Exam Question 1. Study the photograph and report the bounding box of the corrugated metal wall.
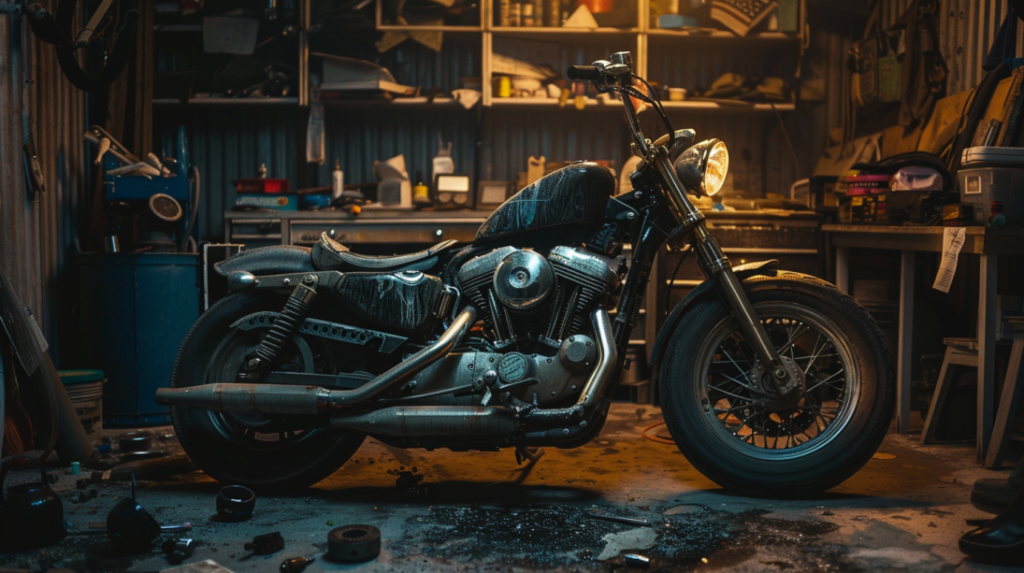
[0,9,87,354]
[878,0,1024,95]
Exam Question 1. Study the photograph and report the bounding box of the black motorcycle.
[157,52,893,496]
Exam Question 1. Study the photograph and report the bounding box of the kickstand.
[514,446,545,466]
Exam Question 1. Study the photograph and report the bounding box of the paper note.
[932,227,966,293]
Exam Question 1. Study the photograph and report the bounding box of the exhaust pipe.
[330,406,517,437]
[520,308,617,428]
[155,307,478,414]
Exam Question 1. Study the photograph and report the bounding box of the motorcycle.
[156,52,894,496]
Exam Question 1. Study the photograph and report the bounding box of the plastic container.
[958,166,1024,225]
[59,370,105,444]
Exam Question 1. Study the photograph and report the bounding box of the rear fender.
[648,259,778,366]
[214,245,313,277]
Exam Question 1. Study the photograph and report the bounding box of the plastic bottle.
[414,170,431,205]
[331,159,344,201]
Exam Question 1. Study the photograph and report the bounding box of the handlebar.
[566,65,601,81]
[567,51,676,157]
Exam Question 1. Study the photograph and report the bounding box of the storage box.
[958,167,1024,225]
[850,193,888,223]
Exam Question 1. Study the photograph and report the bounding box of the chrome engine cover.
[457,245,622,350]
[493,250,554,310]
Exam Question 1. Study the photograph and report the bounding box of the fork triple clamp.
[242,274,319,378]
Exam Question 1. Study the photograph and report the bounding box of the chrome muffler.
[330,406,518,437]
[155,307,477,414]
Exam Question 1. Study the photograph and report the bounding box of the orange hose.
[641,420,676,445]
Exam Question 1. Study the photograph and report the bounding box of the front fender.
[648,259,779,366]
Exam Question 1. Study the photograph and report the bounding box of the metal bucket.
[59,370,105,444]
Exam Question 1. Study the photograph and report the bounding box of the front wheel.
[659,271,894,497]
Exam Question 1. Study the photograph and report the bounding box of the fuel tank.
[476,162,615,243]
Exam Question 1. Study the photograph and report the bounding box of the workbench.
[224,209,488,249]
[823,224,1024,461]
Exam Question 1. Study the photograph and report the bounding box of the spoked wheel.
[204,322,329,448]
[700,303,857,457]
[660,272,893,497]
[171,293,366,492]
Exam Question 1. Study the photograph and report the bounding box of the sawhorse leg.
[897,251,915,434]
[922,345,958,444]
[985,333,1024,468]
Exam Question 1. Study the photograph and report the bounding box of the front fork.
[650,153,799,397]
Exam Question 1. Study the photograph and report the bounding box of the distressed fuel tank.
[476,162,615,243]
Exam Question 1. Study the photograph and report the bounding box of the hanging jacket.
[896,0,947,127]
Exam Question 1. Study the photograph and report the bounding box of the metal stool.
[922,324,1024,469]
[986,317,1024,469]
[922,338,980,445]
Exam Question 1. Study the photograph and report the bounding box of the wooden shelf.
[153,24,202,32]
[490,26,641,40]
[153,97,299,106]
[646,29,802,41]
[321,97,474,109]
[486,97,794,113]
[661,100,795,112]
[375,25,483,32]
[489,96,619,109]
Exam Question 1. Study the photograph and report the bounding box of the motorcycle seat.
[311,232,458,272]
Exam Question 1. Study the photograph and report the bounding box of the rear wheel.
[170,293,366,492]
[659,272,894,496]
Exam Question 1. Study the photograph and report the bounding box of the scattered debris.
[244,532,285,556]
[279,556,315,573]
[216,485,256,522]
[161,559,236,573]
[871,453,897,460]
[327,525,381,563]
[162,538,196,564]
[597,528,659,560]
[587,509,650,526]
[624,553,651,568]
[119,432,153,452]
[111,455,197,482]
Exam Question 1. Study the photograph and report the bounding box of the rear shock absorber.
[247,275,318,373]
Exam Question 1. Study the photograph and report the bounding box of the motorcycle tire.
[659,271,894,497]
[170,292,366,492]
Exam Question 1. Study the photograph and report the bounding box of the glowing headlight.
[702,141,728,196]
[673,138,730,197]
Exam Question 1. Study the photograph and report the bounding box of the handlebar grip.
[567,65,601,81]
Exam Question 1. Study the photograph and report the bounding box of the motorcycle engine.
[458,245,623,351]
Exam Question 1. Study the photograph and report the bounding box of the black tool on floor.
[245,531,285,555]
[106,474,161,550]
[327,525,381,562]
[0,454,67,551]
[280,556,315,573]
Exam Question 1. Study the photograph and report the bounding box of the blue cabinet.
[76,254,200,427]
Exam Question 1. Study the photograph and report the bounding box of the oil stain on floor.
[394,503,858,572]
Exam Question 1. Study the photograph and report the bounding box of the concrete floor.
[2,403,1022,573]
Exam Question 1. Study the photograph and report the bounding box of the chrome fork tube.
[651,154,785,381]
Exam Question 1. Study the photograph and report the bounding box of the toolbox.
[958,146,1024,225]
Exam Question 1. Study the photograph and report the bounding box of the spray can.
[331,159,344,201]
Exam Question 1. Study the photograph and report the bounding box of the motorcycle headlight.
[673,139,729,197]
